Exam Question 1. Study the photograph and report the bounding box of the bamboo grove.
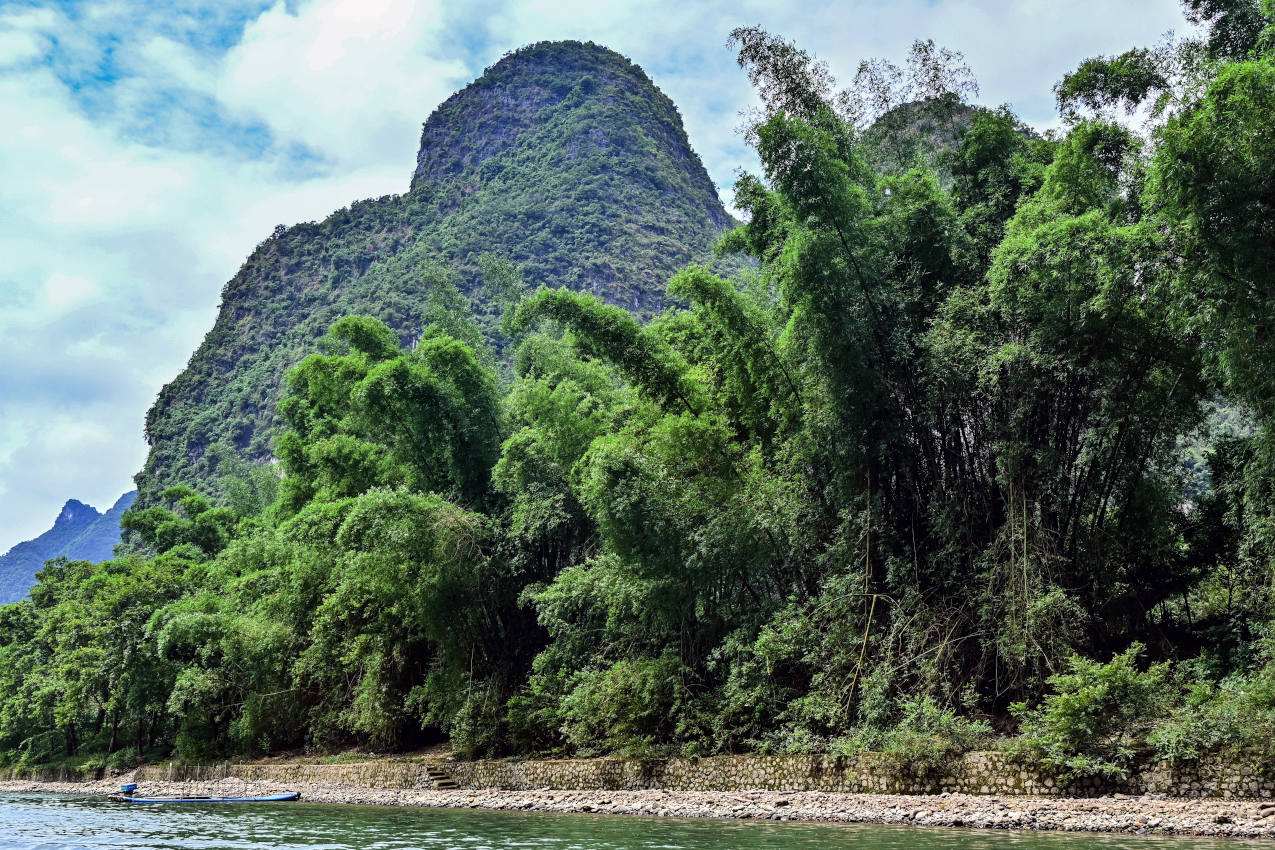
[3,0,1275,782]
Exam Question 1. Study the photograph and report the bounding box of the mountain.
[0,491,136,604]
[862,98,980,179]
[132,40,732,515]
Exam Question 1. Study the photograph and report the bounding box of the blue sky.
[0,0,1193,554]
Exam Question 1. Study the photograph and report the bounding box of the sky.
[0,0,1194,555]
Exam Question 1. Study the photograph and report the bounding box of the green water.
[0,794,1256,849]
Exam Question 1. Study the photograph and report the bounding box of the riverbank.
[5,774,1275,839]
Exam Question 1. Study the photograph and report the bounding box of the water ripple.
[0,794,1251,850]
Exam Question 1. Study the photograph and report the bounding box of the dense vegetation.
[0,493,135,605]
[131,41,732,523]
[5,1,1275,781]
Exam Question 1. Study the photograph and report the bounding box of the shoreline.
[4,776,1275,839]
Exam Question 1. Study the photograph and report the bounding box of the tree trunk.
[106,711,119,754]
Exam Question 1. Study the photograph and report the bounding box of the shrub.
[77,756,106,777]
[558,652,693,756]
[1150,652,1275,764]
[106,747,141,772]
[1011,644,1175,782]
[879,696,992,773]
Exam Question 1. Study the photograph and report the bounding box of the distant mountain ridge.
[131,40,732,516]
[0,491,136,604]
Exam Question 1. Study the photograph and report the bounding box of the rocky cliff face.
[412,41,727,206]
[131,41,731,516]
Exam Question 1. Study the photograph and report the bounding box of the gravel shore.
[5,775,1275,839]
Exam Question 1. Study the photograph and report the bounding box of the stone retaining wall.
[0,766,98,782]
[118,751,1275,799]
[133,761,440,790]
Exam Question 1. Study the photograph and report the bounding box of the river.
[0,793,1256,849]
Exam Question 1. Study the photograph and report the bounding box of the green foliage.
[510,288,702,415]
[557,652,695,756]
[9,7,1275,772]
[275,316,504,514]
[877,697,992,773]
[0,551,190,765]
[1148,651,1275,763]
[1011,646,1174,782]
[1151,56,1275,423]
[121,486,239,558]
[295,488,491,749]
[130,41,732,525]
[1184,0,1272,60]
[1056,49,1172,117]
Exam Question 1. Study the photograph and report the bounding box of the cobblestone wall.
[119,751,1275,798]
[132,761,437,789]
[446,753,1096,795]
[0,766,95,782]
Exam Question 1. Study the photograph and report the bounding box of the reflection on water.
[0,793,1253,850]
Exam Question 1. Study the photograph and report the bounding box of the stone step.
[425,764,458,789]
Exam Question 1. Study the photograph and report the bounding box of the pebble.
[2,776,1275,838]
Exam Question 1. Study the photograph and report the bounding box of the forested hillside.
[132,40,732,518]
[0,492,135,605]
[4,0,1275,781]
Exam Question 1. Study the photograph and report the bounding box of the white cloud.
[0,0,1195,554]
[215,0,469,166]
[42,272,99,311]
[0,5,60,40]
[0,29,46,68]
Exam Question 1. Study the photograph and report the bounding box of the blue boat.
[113,783,300,803]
